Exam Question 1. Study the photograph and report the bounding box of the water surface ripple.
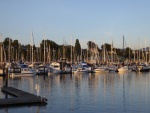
[0,72,150,113]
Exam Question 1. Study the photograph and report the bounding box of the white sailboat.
[118,35,130,73]
[73,61,90,74]
[93,65,107,73]
[28,32,37,73]
[93,42,108,73]
[118,66,129,72]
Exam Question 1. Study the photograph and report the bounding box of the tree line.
[0,37,145,64]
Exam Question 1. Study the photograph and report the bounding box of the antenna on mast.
[31,31,34,65]
[123,35,124,58]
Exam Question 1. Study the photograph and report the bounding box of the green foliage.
[87,41,100,51]
[125,47,133,58]
[75,39,81,56]
[41,39,60,50]
[101,43,111,52]
[12,40,19,49]
[3,37,12,49]
[1,37,137,62]
[116,48,122,56]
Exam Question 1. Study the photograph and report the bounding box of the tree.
[116,48,122,56]
[3,37,12,49]
[3,37,12,61]
[87,41,100,51]
[101,43,111,52]
[40,39,60,62]
[125,47,133,59]
[12,40,19,49]
[75,39,81,56]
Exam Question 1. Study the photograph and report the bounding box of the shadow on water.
[0,102,47,110]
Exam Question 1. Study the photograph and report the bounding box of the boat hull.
[10,73,35,78]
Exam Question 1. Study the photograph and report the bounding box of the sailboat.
[118,35,130,73]
[118,65,129,72]
[73,61,90,74]
[93,43,108,73]
[36,34,48,75]
[10,64,36,78]
[48,47,61,75]
[73,42,91,74]
[28,32,37,73]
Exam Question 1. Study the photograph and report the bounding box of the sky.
[0,0,150,49]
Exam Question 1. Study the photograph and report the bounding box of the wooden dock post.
[70,65,72,75]
[4,67,9,99]
[5,67,8,87]
[3,68,5,75]
[44,66,45,73]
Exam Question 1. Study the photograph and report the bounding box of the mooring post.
[43,66,46,80]
[4,67,8,99]
[44,66,45,74]
[70,65,72,74]
[3,68,4,76]
[5,67,8,87]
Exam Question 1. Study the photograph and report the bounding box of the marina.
[1,0,150,112]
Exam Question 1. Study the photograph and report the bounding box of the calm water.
[0,71,150,113]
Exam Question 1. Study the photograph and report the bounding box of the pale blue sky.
[0,0,150,49]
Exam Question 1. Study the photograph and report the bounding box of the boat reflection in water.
[0,71,150,113]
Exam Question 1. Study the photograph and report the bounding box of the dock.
[0,86,47,106]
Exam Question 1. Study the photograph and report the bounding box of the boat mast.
[71,35,72,65]
[0,34,3,63]
[97,44,100,65]
[123,35,124,59]
[137,49,139,63]
[129,45,130,63]
[31,32,34,65]
[111,39,113,63]
[134,46,135,62]
[139,38,141,63]
[49,44,51,63]
[8,38,10,64]
[17,43,20,62]
[145,38,147,63]
[142,43,144,62]
[40,43,41,63]
[87,43,88,63]
[63,38,65,59]
[30,38,31,63]
[52,48,55,61]
[81,44,82,61]
[73,45,76,62]
[149,46,150,63]
[44,34,45,65]
[103,43,106,63]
